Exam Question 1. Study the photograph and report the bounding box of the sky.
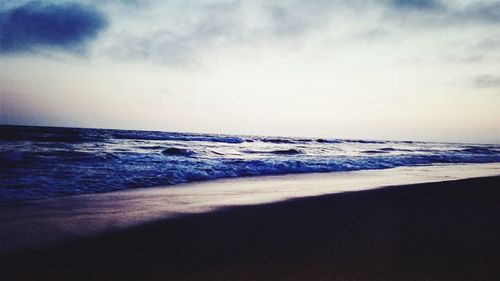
[0,0,499,143]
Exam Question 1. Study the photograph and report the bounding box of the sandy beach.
[1,163,499,256]
[1,165,500,280]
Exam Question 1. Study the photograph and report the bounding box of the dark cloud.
[390,0,443,10]
[458,2,500,23]
[386,0,500,25]
[474,75,500,88]
[0,1,108,54]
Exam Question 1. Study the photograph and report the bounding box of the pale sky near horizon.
[1,0,499,143]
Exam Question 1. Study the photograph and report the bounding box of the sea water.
[1,125,499,202]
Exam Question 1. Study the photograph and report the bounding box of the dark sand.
[2,176,500,281]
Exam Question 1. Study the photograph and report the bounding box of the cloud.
[262,1,384,38]
[266,3,313,37]
[264,2,331,38]
[474,74,500,88]
[99,1,242,66]
[0,1,108,54]
[458,2,500,23]
[100,0,378,66]
[475,36,500,50]
[89,0,500,67]
[390,0,444,10]
[387,0,500,26]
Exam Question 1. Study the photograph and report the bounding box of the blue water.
[1,125,499,202]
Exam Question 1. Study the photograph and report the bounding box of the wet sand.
[2,175,500,280]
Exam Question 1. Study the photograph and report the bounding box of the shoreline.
[1,163,500,258]
[2,175,500,280]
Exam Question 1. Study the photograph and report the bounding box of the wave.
[112,132,244,144]
[258,138,298,144]
[162,147,196,157]
[457,146,500,155]
[137,145,168,150]
[2,151,499,202]
[344,139,387,144]
[270,149,303,155]
[210,150,225,156]
[242,149,303,155]
[316,139,342,144]
[0,128,107,143]
[127,153,500,188]
[363,150,389,154]
[0,150,121,169]
[1,125,500,202]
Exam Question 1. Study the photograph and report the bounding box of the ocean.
[1,125,499,202]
